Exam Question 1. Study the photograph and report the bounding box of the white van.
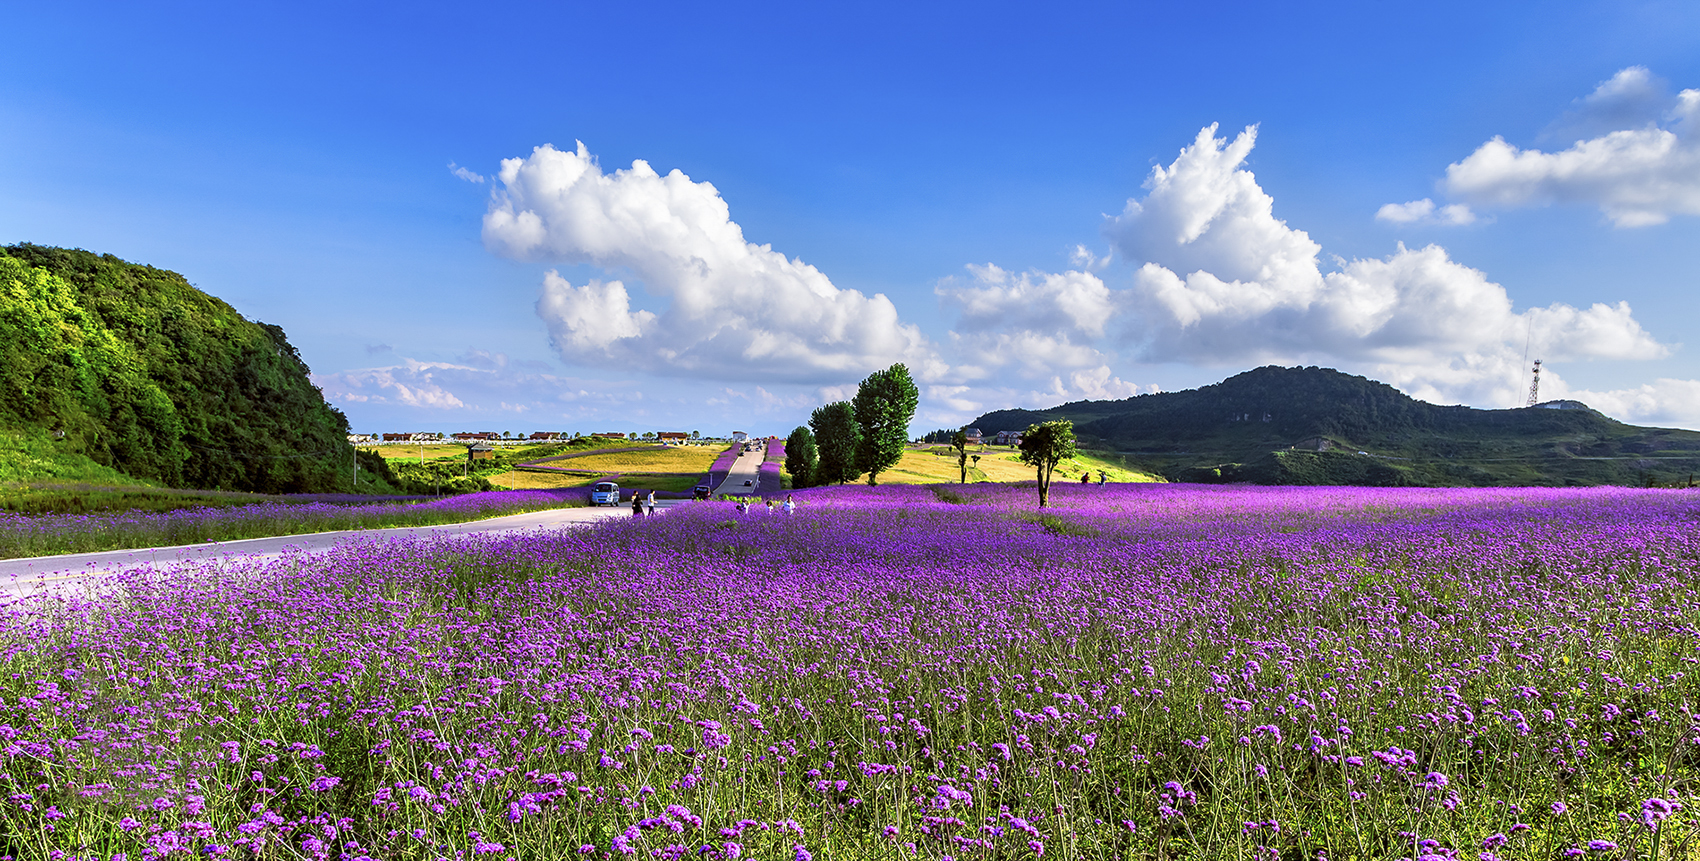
[590,481,621,506]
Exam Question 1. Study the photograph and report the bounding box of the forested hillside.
[0,245,359,493]
[974,366,1700,486]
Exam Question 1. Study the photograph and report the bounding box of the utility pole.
[1526,359,1542,407]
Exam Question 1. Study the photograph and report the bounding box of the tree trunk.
[1036,464,1049,507]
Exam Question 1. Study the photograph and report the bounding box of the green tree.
[784,426,818,488]
[0,246,360,493]
[1018,419,1077,507]
[809,401,860,485]
[850,363,919,486]
[951,429,970,484]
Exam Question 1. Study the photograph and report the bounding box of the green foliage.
[950,428,969,484]
[809,401,860,485]
[783,426,818,488]
[975,365,1700,487]
[0,427,145,486]
[1017,419,1078,506]
[849,363,919,486]
[0,245,360,493]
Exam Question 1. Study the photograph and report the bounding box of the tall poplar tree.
[784,426,818,488]
[851,363,920,486]
[808,402,860,485]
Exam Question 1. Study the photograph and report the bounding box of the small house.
[467,442,495,461]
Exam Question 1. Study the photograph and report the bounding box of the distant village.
[351,428,1029,448]
[348,430,750,445]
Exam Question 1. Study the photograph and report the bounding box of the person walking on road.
[645,490,656,515]
[631,492,646,518]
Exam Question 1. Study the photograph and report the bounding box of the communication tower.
[1526,359,1542,407]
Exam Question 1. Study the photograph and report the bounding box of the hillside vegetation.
[0,245,364,493]
[974,365,1700,486]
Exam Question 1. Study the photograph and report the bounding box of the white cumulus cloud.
[483,142,943,383]
[1102,123,1672,408]
[1375,198,1477,225]
[935,263,1141,397]
[1441,67,1700,227]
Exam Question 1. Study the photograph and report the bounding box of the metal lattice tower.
[1526,359,1542,407]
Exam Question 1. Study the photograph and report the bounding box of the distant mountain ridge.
[973,366,1700,486]
[0,244,361,492]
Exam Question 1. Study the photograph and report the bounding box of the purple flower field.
[0,490,581,560]
[2,484,1699,859]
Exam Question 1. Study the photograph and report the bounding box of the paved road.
[712,445,766,496]
[0,501,687,600]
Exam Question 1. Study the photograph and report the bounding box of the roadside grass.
[0,490,582,559]
[0,482,422,515]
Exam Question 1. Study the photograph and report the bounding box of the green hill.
[0,244,364,493]
[973,365,1700,486]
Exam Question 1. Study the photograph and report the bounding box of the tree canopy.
[850,363,919,486]
[0,245,360,493]
[951,429,970,484]
[1017,419,1078,507]
[784,426,818,488]
[809,402,860,485]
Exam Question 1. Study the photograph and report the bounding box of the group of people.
[1079,470,1110,485]
[735,494,796,515]
[631,491,797,517]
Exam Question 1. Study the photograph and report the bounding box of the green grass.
[0,482,360,515]
[0,427,145,486]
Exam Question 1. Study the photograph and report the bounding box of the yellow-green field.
[782,447,1162,486]
[532,447,721,474]
[368,444,466,463]
[481,471,599,490]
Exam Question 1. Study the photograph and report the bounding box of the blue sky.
[4,1,1699,435]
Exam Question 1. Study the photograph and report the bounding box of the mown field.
[3,483,1697,859]
[866,446,1161,485]
[523,447,722,475]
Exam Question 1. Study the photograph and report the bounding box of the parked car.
[590,481,621,506]
[693,484,711,500]
[743,479,753,486]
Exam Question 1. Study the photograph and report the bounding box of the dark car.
[743,479,753,486]
[693,484,711,499]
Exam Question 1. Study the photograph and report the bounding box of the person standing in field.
[782,494,796,514]
[1098,470,1108,485]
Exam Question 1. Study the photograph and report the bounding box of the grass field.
[482,470,600,490]
[881,446,1162,485]
[494,470,704,493]
[527,446,721,474]
[366,443,468,462]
